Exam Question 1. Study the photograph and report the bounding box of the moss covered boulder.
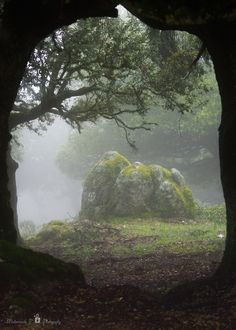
[152,166,195,218]
[113,164,195,218]
[80,151,130,220]
[112,163,154,216]
[80,151,195,220]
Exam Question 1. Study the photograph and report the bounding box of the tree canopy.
[10,13,208,139]
[56,69,220,184]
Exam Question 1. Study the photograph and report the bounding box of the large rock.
[112,163,154,216]
[80,151,195,220]
[79,151,130,220]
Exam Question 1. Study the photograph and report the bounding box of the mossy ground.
[28,205,226,261]
[0,239,85,287]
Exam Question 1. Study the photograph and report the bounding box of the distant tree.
[56,69,220,184]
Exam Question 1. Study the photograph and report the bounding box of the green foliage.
[196,204,226,224]
[48,220,64,226]
[33,220,71,242]
[13,13,209,138]
[18,220,37,239]
[56,121,133,179]
[101,217,225,255]
[28,213,225,261]
[29,219,119,260]
[56,71,220,183]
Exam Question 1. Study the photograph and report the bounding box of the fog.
[15,116,224,226]
[16,118,83,225]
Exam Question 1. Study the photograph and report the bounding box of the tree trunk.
[0,35,34,243]
[7,149,22,244]
[200,24,236,275]
[0,113,16,242]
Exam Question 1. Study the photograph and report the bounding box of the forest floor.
[1,214,236,329]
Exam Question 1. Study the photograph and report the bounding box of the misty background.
[15,113,224,227]
[16,118,82,225]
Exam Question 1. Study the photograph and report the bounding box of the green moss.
[103,153,130,168]
[122,164,152,178]
[166,183,195,219]
[47,220,64,226]
[33,221,71,243]
[182,186,196,218]
[102,153,130,175]
[154,178,195,219]
[168,183,195,218]
[82,151,195,220]
[154,165,195,218]
[161,167,173,181]
[34,228,58,242]
[86,152,130,184]
[121,165,134,177]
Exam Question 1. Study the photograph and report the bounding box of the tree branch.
[10,85,96,129]
[183,43,206,79]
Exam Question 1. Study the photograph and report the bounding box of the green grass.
[28,206,226,260]
[106,217,225,256]
[112,219,223,241]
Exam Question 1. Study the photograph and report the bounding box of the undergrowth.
[27,204,226,261]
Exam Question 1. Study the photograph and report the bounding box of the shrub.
[196,204,226,224]
[19,220,37,239]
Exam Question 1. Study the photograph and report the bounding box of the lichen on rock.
[79,151,130,220]
[112,163,154,216]
[80,151,195,220]
[171,168,185,187]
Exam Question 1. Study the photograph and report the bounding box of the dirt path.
[78,250,222,295]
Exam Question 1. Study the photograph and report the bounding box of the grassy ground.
[1,205,233,330]
[27,204,226,262]
[104,216,225,256]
